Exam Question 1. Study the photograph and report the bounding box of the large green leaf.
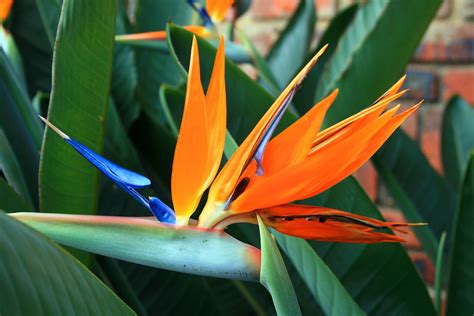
[258,216,301,316]
[374,130,456,239]
[441,96,474,189]
[446,153,474,315]
[265,0,315,89]
[314,0,441,124]
[293,4,358,113]
[0,212,134,315]
[12,212,261,282]
[275,233,365,316]
[40,0,116,216]
[9,0,61,95]
[372,156,438,262]
[0,177,33,212]
[134,0,193,123]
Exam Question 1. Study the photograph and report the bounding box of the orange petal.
[198,45,328,228]
[115,26,210,42]
[259,204,424,243]
[0,0,12,21]
[232,103,420,212]
[312,87,407,151]
[203,36,227,190]
[259,89,339,176]
[171,36,226,224]
[206,0,234,22]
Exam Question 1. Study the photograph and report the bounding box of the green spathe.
[10,212,261,281]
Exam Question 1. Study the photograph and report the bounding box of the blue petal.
[149,197,176,224]
[66,139,151,188]
[187,0,213,27]
[253,87,296,176]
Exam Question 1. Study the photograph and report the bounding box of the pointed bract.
[260,204,425,243]
[172,36,226,224]
[115,26,210,42]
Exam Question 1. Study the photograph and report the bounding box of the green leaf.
[9,0,62,95]
[314,0,441,124]
[12,212,261,282]
[434,232,446,315]
[0,130,34,207]
[293,4,358,113]
[0,212,134,315]
[265,0,315,89]
[257,215,301,316]
[441,96,474,189]
[374,130,456,239]
[40,0,116,216]
[0,50,41,204]
[0,177,33,212]
[111,5,140,129]
[372,156,438,262]
[167,24,296,143]
[446,153,474,315]
[306,177,436,315]
[275,233,366,316]
[134,0,193,123]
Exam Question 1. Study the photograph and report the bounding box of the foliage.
[2,0,472,315]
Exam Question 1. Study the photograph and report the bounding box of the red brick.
[420,106,443,174]
[354,161,377,201]
[409,251,435,284]
[250,0,334,19]
[414,26,474,63]
[443,69,474,104]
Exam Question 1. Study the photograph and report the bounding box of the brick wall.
[236,0,474,293]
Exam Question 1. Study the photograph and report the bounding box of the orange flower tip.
[39,116,70,140]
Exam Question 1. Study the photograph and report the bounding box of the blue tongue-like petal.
[66,139,151,188]
[40,116,176,224]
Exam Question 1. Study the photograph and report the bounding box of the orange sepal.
[259,89,339,176]
[206,0,234,22]
[115,26,210,42]
[0,0,12,21]
[232,101,420,212]
[171,36,226,224]
[260,204,425,243]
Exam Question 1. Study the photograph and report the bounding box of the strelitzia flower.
[42,36,424,243]
[115,0,233,42]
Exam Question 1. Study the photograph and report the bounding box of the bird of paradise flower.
[41,35,425,244]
